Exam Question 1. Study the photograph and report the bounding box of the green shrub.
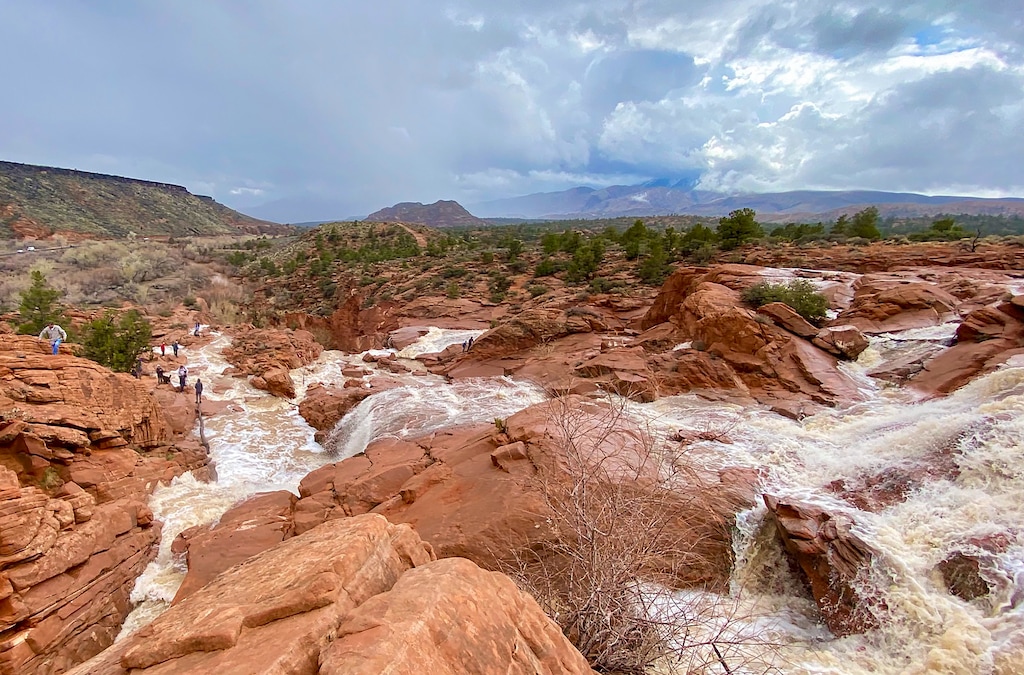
[80,309,152,372]
[740,279,828,323]
[446,281,461,299]
[527,284,549,298]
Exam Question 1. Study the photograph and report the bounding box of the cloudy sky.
[2,1,1023,221]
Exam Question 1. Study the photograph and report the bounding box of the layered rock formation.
[67,515,596,675]
[638,265,867,415]
[221,327,324,398]
[172,397,757,607]
[0,334,212,674]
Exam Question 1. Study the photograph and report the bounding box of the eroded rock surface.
[0,335,212,674]
[67,515,595,675]
[221,328,324,398]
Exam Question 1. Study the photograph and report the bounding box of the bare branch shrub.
[503,395,778,674]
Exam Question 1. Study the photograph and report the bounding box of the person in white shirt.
[38,323,67,355]
[177,365,188,391]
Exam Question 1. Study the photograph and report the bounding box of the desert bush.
[504,397,778,674]
[527,284,549,298]
[740,279,828,323]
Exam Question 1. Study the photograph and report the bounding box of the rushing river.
[117,316,1024,674]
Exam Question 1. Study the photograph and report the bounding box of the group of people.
[38,321,203,405]
[154,365,202,403]
[461,336,475,352]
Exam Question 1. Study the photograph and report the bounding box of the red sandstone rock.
[812,325,870,360]
[221,328,323,398]
[66,516,591,675]
[910,297,1024,396]
[0,334,213,674]
[171,491,297,603]
[764,495,880,636]
[836,277,958,334]
[321,557,596,674]
[292,397,755,591]
[757,302,818,338]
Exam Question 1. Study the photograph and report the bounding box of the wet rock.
[936,552,991,601]
[387,325,430,350]
[757,302,818,338]
[812,325,869,360]
[292,397,756,591]
[764,495,881,636]
[910,298,1024,395]
[221,328,323,398]
[834,277,959,334]
[171,491,297,603]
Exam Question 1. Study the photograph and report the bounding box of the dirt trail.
[397,223,428,248]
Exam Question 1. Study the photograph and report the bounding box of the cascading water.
[118,326,539,637]
[632,326,1024,674]
[115,311,1024,673]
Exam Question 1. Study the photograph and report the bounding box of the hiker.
[195,378,203,405]
[467,336,474,351]
[194,322,201,337]
[156,365,165,384]
[131,358,143,379]
[38,323,68,355]
[161,343,166,356]
[172,341,179,357]
[461,340,468,352]
[177,365,188,391]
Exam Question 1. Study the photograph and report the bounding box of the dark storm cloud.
[1,0,1022,221]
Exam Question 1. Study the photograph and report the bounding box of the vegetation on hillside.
[0,160,284,239]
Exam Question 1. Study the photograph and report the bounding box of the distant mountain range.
[467,184,1024,221]
[0,160,286,240]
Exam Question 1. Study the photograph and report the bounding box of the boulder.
[764,495,880,636]
[836,277,958,334]
[757,302,818,338]
[221,328,323,398]
[812,325,870,360]
[66,516,595,675]
[910,298,1024,395]
[321,557,596,675]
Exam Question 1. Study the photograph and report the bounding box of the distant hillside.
[365,200,489,228]
[470,184,1024,221]
[0,160,286,240]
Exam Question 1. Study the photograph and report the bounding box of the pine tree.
[18,271,65,336]
[80,310,153,372]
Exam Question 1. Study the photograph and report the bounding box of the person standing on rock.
[195,378,203,405]
[172,340,179,357]
[161,342,166,356]
[194,322,201,337]
[177,364,188,392]
[156,365,165,384]
[38,323,67,355]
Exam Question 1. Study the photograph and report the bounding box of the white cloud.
[0,0,1022,220]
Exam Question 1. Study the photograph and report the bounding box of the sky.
[1,1,1023,222]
